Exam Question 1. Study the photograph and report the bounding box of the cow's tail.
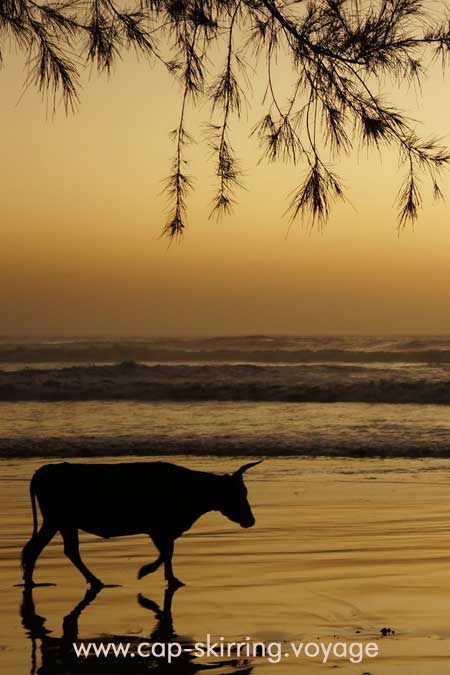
[30,474,39,537]
[21,473,40,574]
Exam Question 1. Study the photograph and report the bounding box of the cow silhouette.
[22,460,261,589]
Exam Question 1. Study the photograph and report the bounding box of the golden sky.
[1,43,450,336]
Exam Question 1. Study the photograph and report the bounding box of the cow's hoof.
[138,560,161,580]
[167,577,184,590]
[137,566,150,580]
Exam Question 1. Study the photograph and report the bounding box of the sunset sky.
[2,41,450,336]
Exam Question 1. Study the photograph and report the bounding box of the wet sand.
[2,456,450,673]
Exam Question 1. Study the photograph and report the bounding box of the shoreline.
[2,438,450,459]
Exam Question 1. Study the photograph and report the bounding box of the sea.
[1,335,450,459]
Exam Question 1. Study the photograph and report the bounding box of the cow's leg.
[137,553,163,580]
[22,521,58,586]
[61,528,103,589]
[137,533,165,579]
[161,539,184,589]
[139,535,183,588]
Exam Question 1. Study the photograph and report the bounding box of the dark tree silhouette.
[2,0,450,235]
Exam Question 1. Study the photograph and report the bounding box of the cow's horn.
[233,460,263,478]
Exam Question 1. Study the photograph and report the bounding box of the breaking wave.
[2,335,450,365]
[3,336,450,461]
[1,361,450,404]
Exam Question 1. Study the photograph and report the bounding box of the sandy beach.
[2,455,450,674]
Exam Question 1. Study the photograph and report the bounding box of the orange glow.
[1,50,450,335]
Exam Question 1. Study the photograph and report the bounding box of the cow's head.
[217,460,262,528]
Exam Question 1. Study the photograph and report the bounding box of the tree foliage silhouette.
[2,0,450,236]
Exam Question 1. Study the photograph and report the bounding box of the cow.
[21,459,262,589]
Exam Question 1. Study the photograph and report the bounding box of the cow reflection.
[21,586,253,675]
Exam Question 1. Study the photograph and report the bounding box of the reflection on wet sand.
[21,586,253,675]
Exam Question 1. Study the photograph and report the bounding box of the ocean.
[1,335,450,459]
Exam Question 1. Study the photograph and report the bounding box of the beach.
[3,455,450,674]
[4,0,450,664]
[2,336,450,674]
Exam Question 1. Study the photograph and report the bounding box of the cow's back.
[32,461,198,538]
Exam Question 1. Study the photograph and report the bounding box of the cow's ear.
[233,460,263,478]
